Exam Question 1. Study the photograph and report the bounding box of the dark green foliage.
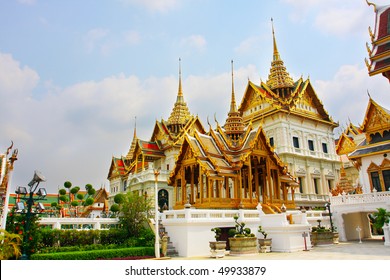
[114,193,125,204]
[110,203,120,213]
[230,215,255,237]
[59,189,67,195]
[76,193,84,200]
[70,201,79,207]
[371,208,390,230]
[70,187,79,194]
[5,208,40,257]
[87,188,96,196]
[64,181,72,189]
[119,192,152,237]
[85,197,94,206]
[30,247,154,260]
[59,195,69,202]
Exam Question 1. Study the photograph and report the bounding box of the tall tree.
[119,192,152,237]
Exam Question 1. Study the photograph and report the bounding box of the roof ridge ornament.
[366,0,377,12]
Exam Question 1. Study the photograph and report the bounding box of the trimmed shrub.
[30,247,154,260]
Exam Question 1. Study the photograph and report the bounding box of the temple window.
[308,140,314,151]
[322,143,328,154]
[371,172,381,192]
[383,170,390,191]
[298,177,304,193]
[269,137,274,147]
[293,136,300,148]
[313,178,319,194]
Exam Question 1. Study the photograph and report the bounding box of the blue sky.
[1,0,389,193]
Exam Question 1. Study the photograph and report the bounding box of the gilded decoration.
[336,133,356,155]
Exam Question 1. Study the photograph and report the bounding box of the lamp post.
[154,169,160,259]
[325,202,334,232]
[16,170,46,260]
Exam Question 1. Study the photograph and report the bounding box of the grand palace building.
[107,23,341,212]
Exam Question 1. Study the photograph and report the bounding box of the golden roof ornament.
[224,60,245,142]
[266,18,294,90]
[167,58,192,129]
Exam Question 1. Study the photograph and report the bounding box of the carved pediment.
[336,134,356,155]
[367,162,379,172]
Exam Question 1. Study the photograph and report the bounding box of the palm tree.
[0,229,22,260]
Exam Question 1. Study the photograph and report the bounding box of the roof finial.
[366,0,377,12]
[230,60,237,113]
[133,116,137,138]
[367,89,372,99]
[271,18,280,61]
[178,57,183,97]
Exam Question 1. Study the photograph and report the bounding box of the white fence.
[39,217,119,230]
[330,190,390,206]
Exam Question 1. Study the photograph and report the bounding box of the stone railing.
[39,217,119,230]
[162,208,261,223]
[330,190,390,206]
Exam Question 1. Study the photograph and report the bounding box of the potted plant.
[258,226,272,253]
[209,227,226,258]
[228,216,257,256]
[310,220,338,246]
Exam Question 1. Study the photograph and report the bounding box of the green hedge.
[30,247,154,260]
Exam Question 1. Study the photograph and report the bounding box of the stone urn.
[228,237,258,256]
[258,238,272,253]
[209,241,226,258]
[310,231,337,246]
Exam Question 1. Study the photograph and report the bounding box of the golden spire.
[224,60,245,142]
[126,116,138,160]
[229,60,237,114]
[266,18,294,90]
[167,58,192,132]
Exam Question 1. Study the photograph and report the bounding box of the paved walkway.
[172,238,390,260]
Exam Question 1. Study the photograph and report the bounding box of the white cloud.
[180,35,207,52]
[283,0,371,37]
[234,36,260,55]
[17,0,36,5]
[314,8,366,37]
[314,64,389,134]
[84,28,110,53]
[123,30,141,45]
[119,0,179,13]
[0,52,39,100]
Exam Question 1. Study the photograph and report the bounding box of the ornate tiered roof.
[266,19,294,90]
[349,97,390,159]
[365,1,390,81]
[238,20,337,127]
[167,59,192,130]
[223,61,245,142]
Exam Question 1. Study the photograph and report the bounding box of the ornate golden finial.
[271,18,280,61]
[167,58,192,129]
[134,116,137,138]
[229,60,237,114]
[178,57,183,97]
[366,0,377,12]
[365,58,371,70]
[366,42,372,56]
[266,18,294,90]
[6,141,13,156]
[368,26,374,40]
